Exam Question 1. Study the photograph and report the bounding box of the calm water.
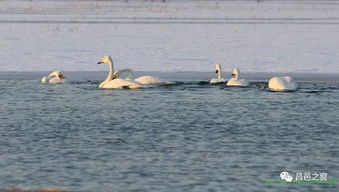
[1,0,339,191]
[0,72,338,192]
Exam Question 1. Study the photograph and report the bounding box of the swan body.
[97,56,144,89]
[99,78,143,89]
[268,76,298,91]
[114,68,173,85]
[41,71,65,84]
[135,76,174,85]
[226,68,249,87]
[210,64,226,84]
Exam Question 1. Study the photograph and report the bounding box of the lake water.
[0,72,338,192]
[1,0,339,191]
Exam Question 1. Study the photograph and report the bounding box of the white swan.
[41,71,65,84]
[135,76,173,85]
[268,76,298,91]
[210,64,226,84]
[97,56,144,89]
[113,67,174,85]
[226,68,249,87]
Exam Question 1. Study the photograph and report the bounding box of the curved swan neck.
[105,57,114,81]
[232,68,239,79]
[217,67,222,79]
[216,64,222,79]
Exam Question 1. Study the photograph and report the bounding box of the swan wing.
[49,77,65,84]
[210,78,218,84]
[113,68,134,79]
[268,76,297,91]
[41,76,48,83]
[282,76,298,90]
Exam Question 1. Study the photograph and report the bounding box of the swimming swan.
[226,68,249,87]
[210,64,226,84]
[114,68,174,85]
[41,71,65,84]
[135,76,173,85]
[97,56,144,89]
[268,76,298,91]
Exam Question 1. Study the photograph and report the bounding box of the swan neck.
[218,69,222,79]
[216,65,222,79]
[234,70,239,79]
[105,59,114,81]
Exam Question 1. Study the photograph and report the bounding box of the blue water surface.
[0,72,338,192]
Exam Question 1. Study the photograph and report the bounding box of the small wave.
[301,90,332,94]
[0,187,72,192]
[198,81,209,85]
[20,80,339,94]
[299,82,339,93]
[249,82,268,89]
[68,80,100,85]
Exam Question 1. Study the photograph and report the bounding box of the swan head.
[231,68,240,78]
[98,56,112,64]
[215,64,221,74]
[49,71,65,79]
